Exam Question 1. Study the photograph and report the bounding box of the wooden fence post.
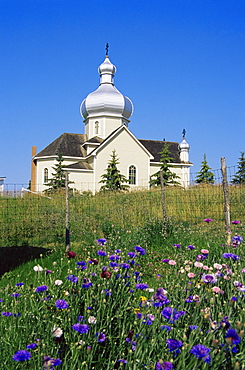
[65,172,70,251]
[160,170,168,233]
[221,157,231,245]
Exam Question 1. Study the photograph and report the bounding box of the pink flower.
[201,249,209,254]
[232,220,241,224]
[213,263,222,270]
[168,260,176,266]
[194,262,203,268]
[187,272,195,278]
[212,286,221,293]
[204,218,213,223]
[202,265,209,270]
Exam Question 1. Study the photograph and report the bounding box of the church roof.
[35,133,88,158]
[139,139,181,163]
[65,161,93,170]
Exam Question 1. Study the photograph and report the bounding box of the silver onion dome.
[179,137,190,150]
[81,56,133,121]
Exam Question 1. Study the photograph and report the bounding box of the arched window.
[128,165,136,185]
[43,168,49,184]
[95,121,99,135]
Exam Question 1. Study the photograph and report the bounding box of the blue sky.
[1,0,245,185]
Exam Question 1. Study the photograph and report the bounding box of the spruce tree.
[99,150,129,191]
[231,151,245,184]
[150,142,180,187]
[45,153,67,192]
[195,154,214,184]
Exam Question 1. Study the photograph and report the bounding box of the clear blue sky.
[1,0,245,185]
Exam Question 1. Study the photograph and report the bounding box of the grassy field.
[0,186,244,369]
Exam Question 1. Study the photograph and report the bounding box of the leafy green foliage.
[195,154,215,184]
[45,153,67,192]
[232,151,245,184]
[150,143,180,187]
[99,150,129,191]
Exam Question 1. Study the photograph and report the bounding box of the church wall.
[68,171,94,193]
[150,163,191,188]
[94,129,150,192]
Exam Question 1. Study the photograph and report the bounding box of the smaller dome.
[98,57,116,77]
[179,138,190,150]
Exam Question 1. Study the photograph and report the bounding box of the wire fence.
[0,166,244,248]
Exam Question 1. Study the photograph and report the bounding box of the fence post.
[221,157,231,245]
[65,172,70,251]
[160,170,168,233]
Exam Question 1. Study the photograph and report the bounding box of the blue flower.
[187,245,195,250]
[97,238,107,245]
[156,361,174,370]
[2,311,12,316]
[174,244,181,249]
[223,253,240,261]
[120,263,130,269]
[97,250,107,256]
[160,325,171,331]
[134,246,146,255]
[26,343,37,349]
[55,299,69,309]
[13,350,32,361]
[109,262,118,268]
[82,282,93,289]
[72,323,90,334]
[166,338,183,354]
[76,261,87,270]
[225,328,241,345]
[128,252,137,258]
[96,332,106,342]
[109,254,120,261]
[189,325,199,330]
[66,275,78,284]
[35,285,48,293]
[135,283,148,290]
[190,344,211,363]
[11,293,21,297]
[15,283,24,287]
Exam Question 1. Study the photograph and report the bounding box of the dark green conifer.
[99,150,129,191]
[231,151,245,184]
[195,154,214,184]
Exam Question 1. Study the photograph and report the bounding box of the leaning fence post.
[65,172,70,251]
[221,157,231,245]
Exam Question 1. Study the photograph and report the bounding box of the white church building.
[31,53,192,193]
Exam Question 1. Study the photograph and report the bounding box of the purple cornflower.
[97,238,107,245]
[55,299,69,309]
[232,220,241,224]
[120,263,130,269]
[166,339,183,354]
[2,311,12,316]
[187,245,195,250]
[162,259,170,263]
[223,253,240,261]
[118,359,128,364]
[97,250,107,256]
[26,343,37,349]
[201,273,217,284]
[43,356,62,368]
[76,261,87,270]
[156,361,174,370]
[160,325,172,331]
[232,235,244,245]
[128,252,137,258]
[134,246,146,255]
[225,328,241,345]
[35,285,48,293]
[66,274,78,284]
[12,350,32,361]
[204,218,213,223]
[72,323,90,334]
[189,325,199,330]
[45,270,52,274]
[11,293,21,298]
[161,307,185,323]
[174,244,181,249]
[109,261,118,268]
[190,344,211,363]
[135,283,148,290]
[109,254,120,261]
[82,282,93,289]
[15,283,24,287]
[96,332,106,342]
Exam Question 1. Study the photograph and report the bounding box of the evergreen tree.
[150,142,180,187]
[231,151,245,184]
[195,154,214,184]
[45,153,67,192]
[99,150,129,191]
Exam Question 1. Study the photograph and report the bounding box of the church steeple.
[80,51,133,140]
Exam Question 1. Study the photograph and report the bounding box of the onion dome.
[81,56,133,121]
[179,137,190,150]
